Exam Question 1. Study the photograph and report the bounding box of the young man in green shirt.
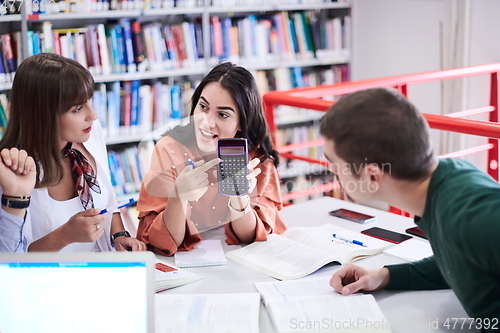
[321,87,500,330]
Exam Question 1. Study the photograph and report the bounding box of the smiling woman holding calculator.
[137,63,287,256]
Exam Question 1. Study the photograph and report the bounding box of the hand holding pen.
[332,234,367,247]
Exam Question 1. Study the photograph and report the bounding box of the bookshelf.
[0,0,351,201]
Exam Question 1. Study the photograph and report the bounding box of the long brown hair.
[168,62,279,166]
[0,53,94,187]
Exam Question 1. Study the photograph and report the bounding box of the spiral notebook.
[174,239,228,268]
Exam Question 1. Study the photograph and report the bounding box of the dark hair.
[168,62,279,166]
[0,53,94,187]
[320,87,434,181]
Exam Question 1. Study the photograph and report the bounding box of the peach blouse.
[136,135,287,256]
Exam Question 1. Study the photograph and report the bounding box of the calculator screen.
[220,146,245,155]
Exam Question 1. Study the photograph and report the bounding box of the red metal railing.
[264,63,500,204]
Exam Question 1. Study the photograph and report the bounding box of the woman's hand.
[29,209,108,252]
[61,209,106,244]
[113,236,147,251]
[175,158,221,202]
[0,148,36,197]
[245,158,261,194]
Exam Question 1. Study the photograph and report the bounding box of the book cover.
[181,21,196,66]
[97,23,111,75]
[170,25,187,67]
[226,224,392,280]
[113,23,127,73]
[152,23,168,71]
[1,34,17,76]
[0,45,6,83]
[139,84,153,134]
[154,261,203,293]
[121,80,132,134]
[130,80,140,133]
[74,32,88,68]
[119,18,137,73]
[85,25,101,76]
[131,21,146,71]
[163,25,177,69]
[210,16,223,59]
[194,20,204,59]
[141,24,156,70]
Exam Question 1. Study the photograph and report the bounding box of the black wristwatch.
[1,195,30,209]
[111,230,131,244]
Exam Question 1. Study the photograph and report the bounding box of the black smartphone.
[361,227,413,244]
[405,226,428,240]
[217,138,249,196]
[329,208,377,224]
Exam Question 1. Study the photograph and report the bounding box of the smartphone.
[217,138,249,196]
[405,226,428,240]
[361,227,413,244]
[328,208,377,224]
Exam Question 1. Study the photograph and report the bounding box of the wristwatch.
[111,230,131,244]
[1,195,30,209]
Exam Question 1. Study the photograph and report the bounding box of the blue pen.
[187,159,195,169]
[99,198,136,214]
[332,234,367,247]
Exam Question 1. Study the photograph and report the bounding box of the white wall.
[351,0,500,171]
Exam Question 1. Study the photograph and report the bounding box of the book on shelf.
[225,224,393,280]
[154,261,203,293]
[254,276,392,333]
[155,292,260,333]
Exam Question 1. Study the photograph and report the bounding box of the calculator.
[217,138,249,196]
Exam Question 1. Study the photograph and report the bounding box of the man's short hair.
[320,87,434,181]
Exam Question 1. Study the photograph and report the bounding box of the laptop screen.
[0,252,155,333]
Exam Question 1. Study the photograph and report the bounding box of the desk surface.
[156,197,477,332]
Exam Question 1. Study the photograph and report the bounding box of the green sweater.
[386,159,500,325]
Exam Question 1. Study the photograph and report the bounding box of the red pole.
[488,72,499,181]
[264,101,277,147]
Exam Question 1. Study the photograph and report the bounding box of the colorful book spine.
[120,18,137,73]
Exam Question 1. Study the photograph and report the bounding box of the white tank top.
[46,163,109,252]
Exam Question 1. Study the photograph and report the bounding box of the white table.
[156,196,477,332]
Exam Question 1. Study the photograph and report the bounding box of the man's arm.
[385,256,450,290]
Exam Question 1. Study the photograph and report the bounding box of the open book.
[155,293,260,333]
[226,224,392,280]
[155,261,203,293]
[255,277,392,333]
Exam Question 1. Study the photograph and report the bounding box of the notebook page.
[383,238,433,262]
[174,239,227,268]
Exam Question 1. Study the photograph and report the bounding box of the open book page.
[284,224,393,263]
[155,293,260,333]
[155,262,203,293]
[226,233,341,280]
[255,277,392,333]
[255,276,337,305]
